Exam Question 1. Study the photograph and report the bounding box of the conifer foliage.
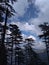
[39,22,49,63]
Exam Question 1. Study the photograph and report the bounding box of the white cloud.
[28,35,36,40]
[22,23,34,31]
[13,0,49,25]
[13,0,28,16]
[11,22,42,35]
[30,0,49,25]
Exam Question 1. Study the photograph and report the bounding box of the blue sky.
[9,0,49,51]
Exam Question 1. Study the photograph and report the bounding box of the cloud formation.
[10,0,49,51]
[30,0,49,25]
[13,0,49,24]
[11,0,49,38]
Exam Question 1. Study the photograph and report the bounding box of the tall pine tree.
[0,0,17,65]
[9,24,23,65]
[38,22,49,63]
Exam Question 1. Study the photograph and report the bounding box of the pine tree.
[9,24,23,65]
[38,22,49,63]
[0,24,7,65]
[0,0,17,65]
[0,0,16,22]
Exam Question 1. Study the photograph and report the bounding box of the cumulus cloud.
[30,0,49,25]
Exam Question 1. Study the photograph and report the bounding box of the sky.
[9,0,49,52]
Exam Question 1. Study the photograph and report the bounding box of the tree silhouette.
[0,24,7,65]
[0,0,16,22]
[15,46,25,65]
[5,34,13,65]
[9,24,23,65]
[0,0,17,65]
[38,22,49,63]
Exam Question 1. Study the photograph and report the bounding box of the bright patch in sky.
[28,35,36,40]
